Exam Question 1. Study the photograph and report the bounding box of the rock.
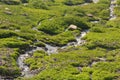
[92,0,99,3]
[23,3,28,6]
[5,7,10,10]
[4,11,12,15]
[68,24,77,30]
[21,13,28,16]
[87,14,93,17]
[68,42,75,46]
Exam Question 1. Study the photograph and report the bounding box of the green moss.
[34,42,45,47]
[0,48,21,77]
[0,0,120,80]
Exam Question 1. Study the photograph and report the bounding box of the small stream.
[61,30,89,49]
[17,53,33,77]
[17,47,44,77]
[17,29,89,77]
[45,44,58,55]
[109,0,117,20]
[76,30,89,46]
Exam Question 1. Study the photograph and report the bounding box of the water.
[17,47,44,77]
[75,30,89,46]
[17,29,89,77]
[45,44,58,55]
[90,20,99,23]
[17,51,34,77]
[109,0,117,20]
[61,30,89,49]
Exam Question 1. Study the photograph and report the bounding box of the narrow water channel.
[17,29,89,77]
[109,0,117,20]
[17,47,44,77]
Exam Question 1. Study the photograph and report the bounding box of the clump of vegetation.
[0,48,21,78]
[34,42,46,47]
[64,0,85,6]
[84,27,120,49]
[28,0,55,9]
[37,31,78,46]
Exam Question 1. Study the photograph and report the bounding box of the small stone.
[68,24,77,30]
[87,14,93,17]
[23,3,28,6]
[4,11,12,15]
[21,13,28,16]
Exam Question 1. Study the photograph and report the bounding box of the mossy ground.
[0,48,21,78]
[0,0,120,80]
